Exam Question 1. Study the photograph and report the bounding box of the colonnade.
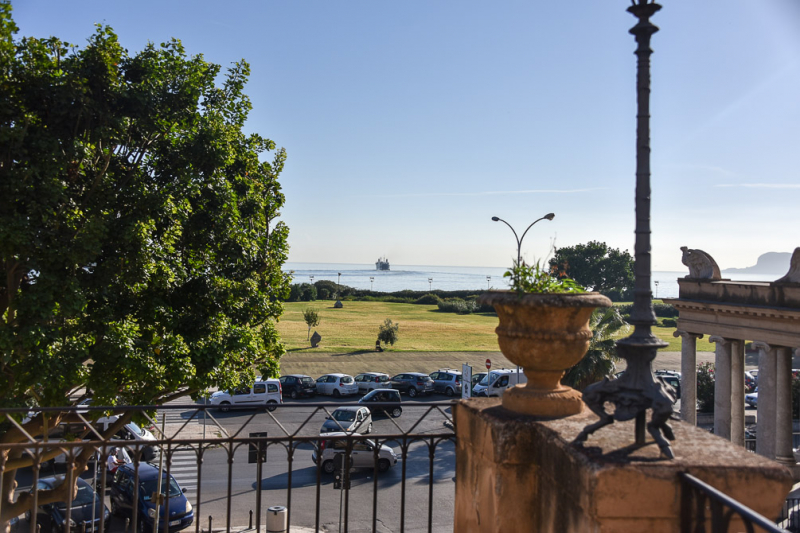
[676,330,798,466]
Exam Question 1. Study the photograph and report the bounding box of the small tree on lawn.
[377,319,399,348]
[303,308,321,340]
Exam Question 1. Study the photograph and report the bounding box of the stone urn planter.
[478,290,612,417]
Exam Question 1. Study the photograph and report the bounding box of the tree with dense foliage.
[377,319,400,348]
[303,308,321,340]
[563,307,627,390]
[697,362,715,413]
[548,241,635,300]
[0,4,290,521]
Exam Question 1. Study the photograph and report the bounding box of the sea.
[283,262,779,299]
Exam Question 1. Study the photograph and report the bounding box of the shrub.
[377,318,399,347]
[653,303,678,317]
[697,362,715,413]
[661,318,677,327]
[437,298,477,314]
[288,283,317,302]
[415,293,442,305]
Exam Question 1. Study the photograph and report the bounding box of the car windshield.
[140,476,183,500]
[128,422,144,437]
[479,375,489,386]
[332,410,356,422]
[340,376,354,384]
[55,481,97,509]
[300,377,313,384]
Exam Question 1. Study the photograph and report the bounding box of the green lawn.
[277,301,501,352]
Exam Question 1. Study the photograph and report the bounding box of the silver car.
[312,433,397,474]
[354,372,391,394]
[315,373,359,397]
[320,406,373,434]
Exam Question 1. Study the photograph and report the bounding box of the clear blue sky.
[13,1,800,271]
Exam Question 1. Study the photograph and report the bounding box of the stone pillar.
[710,336,732,440]
[775,346,795,466]
[730,339,745,447]
[454,398,793,533]
[674,330,702,425]
[755,341,777,459]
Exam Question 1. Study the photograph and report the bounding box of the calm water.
[283,262,779,298]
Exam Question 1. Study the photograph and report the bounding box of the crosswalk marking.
[166,450,199,503]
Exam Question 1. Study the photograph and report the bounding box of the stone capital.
[673,330,703,339]
[752,341,772,353]
[708,335,731,346]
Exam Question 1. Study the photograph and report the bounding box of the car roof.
[358,372,388,375]
[283,374,311,378]
[321,373,348,377]
[320,431,363,438]
[38,476,91,488]
[119,462,164,481]
[364,388,398,393]
[333,406,364,412]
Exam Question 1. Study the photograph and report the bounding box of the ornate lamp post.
[309,275,314,284]
[428,278,433,291]
[655,280,659,299]
[491,213,555,266]
[370,276,374,291]
[487,276,491,290]
[574,0,676,459]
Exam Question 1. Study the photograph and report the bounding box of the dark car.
[279,374,317,400]
[359,389,403,418]
[27,476,109,533]
[429,369,462,397]
[110,463,194,533]
[390,373,434,398]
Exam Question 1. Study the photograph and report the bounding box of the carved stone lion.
[681,246,722,280]
[775,247,800,284]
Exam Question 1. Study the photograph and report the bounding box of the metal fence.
[777,498,800,532]
[680,473,787,533]
[0,402,456,533]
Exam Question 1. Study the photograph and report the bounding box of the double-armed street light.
[337,272,341,298]
[370,276,374,291]
[655,280,659,299]
[428,278,433,291]
[491,213,555,266]
[309,275,314,284]
[487,276,491,290]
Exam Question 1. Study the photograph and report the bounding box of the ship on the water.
[375,256,390,271]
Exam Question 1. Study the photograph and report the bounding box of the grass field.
[277,301,501,352]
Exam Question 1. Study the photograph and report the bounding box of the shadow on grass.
[285,348,383,356]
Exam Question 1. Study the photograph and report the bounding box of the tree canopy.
[548,241,634,300]
[0,4,290,514]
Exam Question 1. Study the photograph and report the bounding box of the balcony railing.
[0,402,456,533]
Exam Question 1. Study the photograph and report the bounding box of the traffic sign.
[485,359,491,370]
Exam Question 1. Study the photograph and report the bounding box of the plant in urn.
[479,262,611,417]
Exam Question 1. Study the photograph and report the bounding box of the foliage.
[549,241,634,298]
[616,302,678,319]
[562,307,627,390]
[0,5,289,517]
[697,362,715,413]
[505,260,584,295]
[793,375,800,419]
[437,298,477,314]
[377,318,400,347]
[289,283,317,302]
[415,293,442,305]
[302,308,321,341]
[660,318,677,328]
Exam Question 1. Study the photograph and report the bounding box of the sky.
[12,1,800,271]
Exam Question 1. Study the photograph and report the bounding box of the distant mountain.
[722,252,792,274]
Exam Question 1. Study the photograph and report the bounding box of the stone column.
[674,330,702,425]
[775,346,795,466]
[730,339,745,447]
[710,336,732,440]
[754,341,777,459]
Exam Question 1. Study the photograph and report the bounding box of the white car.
[315,373,359,397]
[312,432,397,474]
[209,378,282,411]
[354,372,391,394]
[745,387,758,408]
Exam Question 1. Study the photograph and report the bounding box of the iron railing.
[680,472,787,533]
[777,498,800,532]
[0,402,456,533]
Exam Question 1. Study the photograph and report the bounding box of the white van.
[209,378,282,411]
[472,368,527,397]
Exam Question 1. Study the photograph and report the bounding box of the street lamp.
[309,275,314,284]
[487,276,491,290]
[370,276,374,291]
[654,280,659,299]
[574,0,676,460]
[337,272,341,297]
[428,278,433,291]
[491,213,555,266]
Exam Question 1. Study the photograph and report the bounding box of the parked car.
[315,374,359,397]
[746,388,758,408]
[26,476,109,533]
[390,373,434,397]
[209,378,282,411]
[320,406,373,434]
[655,370,681,399]
[359,389,403,418]
[110,463,194,533]
[471,372,488,389]
[473,369,527,397]
[354,372,391,394]
[744,370,757,392]
[312,433,398,474]
[429,369,462,397]
[279,374,316,399]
